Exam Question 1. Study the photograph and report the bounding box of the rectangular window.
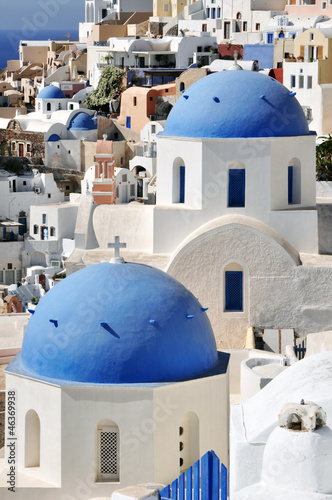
[42,214,46,224]
[34,225,38,234]
[122,174,127,182]
[7,263,12,270]
[299,75,304,88]
[0,271,3,283]
[164,3,168,12]
[98,426,119,481]
[267,33,274,44]
[179,166,185,204]
[256,23,260,31]
[16,269,22,282]
[228,169,245,207]
[133,97,137,106]
[243,21,247,31]
[290,75,296,88]
[225,271,243,311]
[288,166,293,204]
[151,124,156,134]
[202,24,207,32]
[23,181,26,185]
[50,227,55,237]
[307,76,313,89]
[126,116,131,129]
[224,22,230,39]
[206,7,210,17]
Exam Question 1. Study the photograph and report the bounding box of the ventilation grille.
[99,431,118,476]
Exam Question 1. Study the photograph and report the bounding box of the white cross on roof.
[108,236,126,262]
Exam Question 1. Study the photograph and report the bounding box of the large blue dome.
[162,71,310,139]
[18,262,218,384]
[68,112,97,130]
[38,85,66,99]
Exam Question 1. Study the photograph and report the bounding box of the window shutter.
[317,45,323,59]
[179,166,185,203]
[228,169,245,207]
[98,426,119,481]
[225,271,243,311]
[288,166,293,204]
[300,45,305,59]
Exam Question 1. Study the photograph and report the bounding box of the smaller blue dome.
[38,85,66,99]
[68,112,97,131]
[48,134,60,142]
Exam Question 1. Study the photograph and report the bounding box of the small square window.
[66,185,70,190]
[7,263,12,270]
[256,23,260,31]
[165,89,169,93]
[68,150,71,154]
[114,132,119,139]
[48,193,51,198]
[23,181,26,185]
[150,97,153,101]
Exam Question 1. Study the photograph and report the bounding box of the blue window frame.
[267,33,274,44]
[179,166,185,203]
[126,116,131,129]
[288,166,293,204]
[225,271,243,311]
[212,8,216,18]
[206,7,210,17]
[228,169,245,207]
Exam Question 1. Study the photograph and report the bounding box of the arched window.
[224,263,243,311]
[173,158,186,204]
[25,410,40,467]
[236,12,242,20]
[228,166,245,207]
[179,412,199,473]
[97,420,120,482]
[47,102,51,112]
[288,158,301,205]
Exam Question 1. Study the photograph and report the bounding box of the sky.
[0,0,85,31]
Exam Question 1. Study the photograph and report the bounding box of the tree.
[85,65,125,110]
[316,135,332,181]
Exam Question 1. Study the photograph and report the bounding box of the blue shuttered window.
[228,169,245,207]
[225,271,243,311]
[179,166,185,203]
[288,165,293,204]
[126,116,131,129]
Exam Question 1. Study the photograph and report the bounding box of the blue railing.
[294,338,306,360]
[160,451,227,500]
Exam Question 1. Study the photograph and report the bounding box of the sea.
[0,29,79,70]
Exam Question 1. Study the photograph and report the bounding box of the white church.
[68,69,332,349]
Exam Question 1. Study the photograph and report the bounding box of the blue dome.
[68,112,97,130]
[48,134,60,142]
[38,85,66,99]
[19,262,218,384]
[162,71,310,139]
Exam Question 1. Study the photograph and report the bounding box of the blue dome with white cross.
[162,71,310,139]
[13,260,218,384]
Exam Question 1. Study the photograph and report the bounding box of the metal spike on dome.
[183,95,189,100]
[260,94,265,99]
[201,307,209,312]
[289,92,296,97]
[149,319,157,325]
[186,315,195,319]
[213,96,220,103]
[49,319,58,327]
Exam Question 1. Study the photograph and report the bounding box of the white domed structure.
[1,259,230,499]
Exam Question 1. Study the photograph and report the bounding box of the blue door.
[288,166,293,204]
[228,169,245,207]
[126,116,131,129]
[225,271,243,311]
[18,217,26,236]
[179,166,185,203]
